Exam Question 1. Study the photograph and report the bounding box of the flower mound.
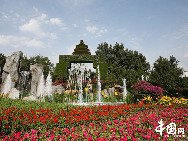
[134,81,163,95]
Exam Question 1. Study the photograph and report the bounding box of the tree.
[150,56,183,90]
[22,55,54,78]
[95,42,150,87]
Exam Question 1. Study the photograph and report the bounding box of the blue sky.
[0,0,188,72]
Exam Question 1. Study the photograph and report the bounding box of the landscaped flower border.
[0,97,187,140]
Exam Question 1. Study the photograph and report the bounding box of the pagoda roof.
[72,40,91,55]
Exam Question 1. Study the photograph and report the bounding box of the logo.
[155,119,185,137]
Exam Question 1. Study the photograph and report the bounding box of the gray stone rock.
[20,71,31,91]
[30,64,44,97]
[103,89,109,97]
[8,88,20,99]
[52,85,65,94]
[1,51,23,92]
[108,88,114,97]
[23,95,37,101]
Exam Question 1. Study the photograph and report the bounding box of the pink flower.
[57,135,60,139]
[23,133,30,138]
[94,132,99,136]
[83,131,88,137]
[88,137,93,141]
[72,127,75,132]
[50,133,54,140]
[137,128,141,131]
[114,120,118,124]
[52,127,56,132]
[31,129,37,134]
[2,136,8,141]
[90,123,94,126]
[13,132,21,139]
[121,136,127,141]
[46,132,50,137]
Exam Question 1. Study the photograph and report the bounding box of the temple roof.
[72,40,91,55]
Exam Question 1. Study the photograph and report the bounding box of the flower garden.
[0,80,188,141]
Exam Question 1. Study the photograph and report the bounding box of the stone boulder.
[1,51,23,92]
[20,71,31,91]
[8,88,20,99]
[108,88,114,97]
[52,85,65,94]
[23,95,37,101]
[30,64,44,97]
[103,89,109,97]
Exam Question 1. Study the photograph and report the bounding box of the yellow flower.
[101,91,105,96]
[169,102,171,105]
[85,87,89,92]
[115,92,118,95]
[104,94,108,98]
[64,90,71,94]
[72,90,78,94]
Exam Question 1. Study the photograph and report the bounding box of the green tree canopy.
[95,42,150,87]
[22,55,54,78]
[150,56,183,90]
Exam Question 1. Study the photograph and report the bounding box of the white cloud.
[50,33,57,40]
[85,19,90,22]
[19,13,66,38]
[38,13,47,21]
[49,18,66,30]
[57,0,93,8]
[24,39,44,48]
[0,35,44,48]
[50,18,62,25]
[162,24,188,40]
[1,11,24,24]
[184,53,188,58]
[33,6,39,13]
[86,26,98,33]
[86,26,107,37]
[19,18,46,38]
[73,24,77,27]
[96,28,107,37]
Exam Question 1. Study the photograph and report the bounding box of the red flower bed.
[0,102,187,140]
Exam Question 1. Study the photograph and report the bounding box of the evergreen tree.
[22,55,54,78]
[95,42,150,87]
[150,56,183,90]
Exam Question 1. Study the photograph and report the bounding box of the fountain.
[141,75,144,81]
[37,73,45,101]
[2,74,12,95]
[97,65,102,102]
[122,79,127,101]
[77,73,83,103]
[66,63,95,105]
[45,73,53,97]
